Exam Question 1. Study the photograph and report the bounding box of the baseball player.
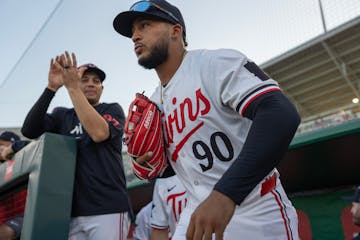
[21,52,131,240]
[0,131,30,162]
[113,0,301,239]
[133,168,187,240]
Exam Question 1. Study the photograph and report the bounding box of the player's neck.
[156,48,187,86]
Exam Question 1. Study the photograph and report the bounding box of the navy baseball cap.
[113,0,187,45]
[0,131,20,143]
[79,63,106,82]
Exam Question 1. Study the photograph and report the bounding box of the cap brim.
[113,11,176,38]
[85,67,106,82]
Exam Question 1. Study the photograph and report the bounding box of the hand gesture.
[60,51,86,90]
[186,190,235,240]
[56,51,87,91]
[48,51,87,92]
[48,56,64,91]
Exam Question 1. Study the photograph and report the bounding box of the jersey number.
[192,131,234,172]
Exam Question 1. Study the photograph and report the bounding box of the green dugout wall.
[279,118,360,193]
[290,188,360,240]
[278,118,360,239]
[0,133,76,240]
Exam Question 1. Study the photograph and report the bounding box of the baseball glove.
[124,93,167,180]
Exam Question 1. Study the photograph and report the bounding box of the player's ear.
[171,24,183,41]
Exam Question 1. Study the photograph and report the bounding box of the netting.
[0,188,27,224]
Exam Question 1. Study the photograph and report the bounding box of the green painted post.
[0,133,76,240]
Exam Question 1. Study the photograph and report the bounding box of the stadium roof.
[261,16,360,123]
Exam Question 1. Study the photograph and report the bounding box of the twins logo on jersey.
[163,88,211,162]
[163,88,235,173]
[167,191,187,222]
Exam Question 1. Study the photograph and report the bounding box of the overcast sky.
[0,0,359,128]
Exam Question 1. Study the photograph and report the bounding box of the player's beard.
[138,37,169,69]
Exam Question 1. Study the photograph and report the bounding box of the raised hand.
[48,56,64,91]
[54,51,87,91]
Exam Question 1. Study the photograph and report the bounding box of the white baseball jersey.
[133,202,152,240]
[151,175,187,238]
[151,49,299,239]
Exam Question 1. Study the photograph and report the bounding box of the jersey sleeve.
[21,88,59,138]
[150,179,169,229]
[214,91,301,205]
[207,49,281,116]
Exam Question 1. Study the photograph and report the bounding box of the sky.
[0,0,359,128]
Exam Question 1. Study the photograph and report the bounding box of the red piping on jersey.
[119,213,123,240]
[260,173,277,196]
[270,190,292,240]
[171,121,204,162]
[240,88,280,116]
